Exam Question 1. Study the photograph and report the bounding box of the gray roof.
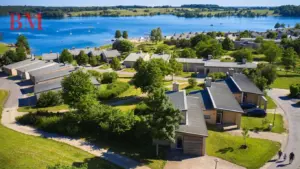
[207,82,243,113]
[124,53,149,62]
[68,48,102,56]
[151,54,171,61]
[17,61,56,73]
[230,73,263,95]
[177,96,208,136]
[3,59,40,70]
[204,62,257,69]
[166,90,188,111]
[176,58,220,64]
[191,90,214,110]
[34,77,100,94]
[102,50,121,58]
[34,67,76,83]
[29,63,72,77]
[42,53,59,61]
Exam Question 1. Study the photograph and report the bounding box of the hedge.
[290,84,300,98]
[97,81,130,100]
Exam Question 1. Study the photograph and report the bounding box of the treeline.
[274,5,300,17]
[175,10,268,18]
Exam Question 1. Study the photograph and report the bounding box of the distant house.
[176,58,256,75]
[68,48,102,57]
[16,61,56,80]
[42,53,59,62]
[3,59,39,76]
[151,54,171,62]
[195,78,243,130]
[234,41,260,49]
[226,73,267,110]
[123,52,150,68]
[32,67,76,84]
[101,50,121,63]
[165,83,208,156]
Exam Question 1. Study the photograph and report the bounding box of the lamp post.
[273,108,277,126]
[214,159,219,169]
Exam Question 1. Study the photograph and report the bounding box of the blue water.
[1,15,300,55]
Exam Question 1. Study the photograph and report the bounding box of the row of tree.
[114,30,128,39]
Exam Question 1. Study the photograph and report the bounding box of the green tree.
[169,58,183,76]
[195,39,223,58]
[266,32,278,39]
[122,31,128,39]
[241,128,250,148]
[188,78,197,87]
[0,50,15,66]
[282,47,297,71]
[146,88,182,143]
[150,27,163,43]
[254,36,264,43]
[61,70,96,109]
[295,23,300,29]
[274,22,281,28]
[59,49,73,63]
[259,64,277,85]
[15,35,30,54]
[133,61,164,93]
[15,46,27,61]
[230,48,253,62]
[37,91,63,108]
[115,30,122,38]
[101,72,118,84]
[222,37,234,50]
[113,40,134,52]
[190,34,211,47]
[180,48,197,58]
[111,57,121,70]
[133,57,146,71]
[155,44,169,54]
[254,76,268,91]
[76,51,89,65]
[89,55,98,66]
[264,45,282,63]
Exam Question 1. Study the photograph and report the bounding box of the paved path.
[0,77,149,169]
[165,155,245,169]
[267,89,300,169]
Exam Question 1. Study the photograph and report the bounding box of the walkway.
[267,89,300,169]
[0,77,149,169]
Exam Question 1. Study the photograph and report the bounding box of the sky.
[1,0,300,7]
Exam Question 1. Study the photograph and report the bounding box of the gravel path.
[0,77,149,169]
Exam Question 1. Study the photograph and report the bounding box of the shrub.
[97,81,130,100]
[230,48,253,62]
[290,84,300,98]
[87,70,102,82]
[208,72,227,81]
[188,78,197,87]
[36,91,63,108]
[101,72,118,84]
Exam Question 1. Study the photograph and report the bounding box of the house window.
[204,115,211,119]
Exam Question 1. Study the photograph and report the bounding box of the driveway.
[0,78,22,108]
[267,89,300,169]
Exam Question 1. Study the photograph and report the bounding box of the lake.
[1,15,300,55]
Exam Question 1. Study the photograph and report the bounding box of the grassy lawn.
[241,113,285,133]
[266,95,277,109]
[0,43,9,55]
[177,72,193,78]
[118,77,132,83]
[0,89,119,169]
[17,104,69,113]
[114,104,137,112]
[99,63,110,69]
[271,71,300,89]
[184,85,203,94]
[122,68,136,73]
[206,130,280,169]
[118,86,142,98]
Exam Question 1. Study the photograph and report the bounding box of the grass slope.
[0,43,9,55]
[206,130,280,169]
[17,104,69,113]
[271,71,300,89]
[0,90,119,169]
[266,95,277,109]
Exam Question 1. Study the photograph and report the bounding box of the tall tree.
[122,31,128,39]
[146,88,182,143]
[115,30,122,39]
[180,48,197,58]
[76,50,89,65]
[61,70,96,109]
[264,45,282,63]
[190,34,211,47]
[150,28,163,43]
[15,46,27,61]
[133,57,145,71]
[113,40,134,52]
[222,37,234,50]
[111,57,121,70]
[282,47,297,71]
[169,58,183,77]
[274,22,281,28]
[195,39,224,58]
[15,35,30,54]
[230,48,253,62]
[60,49,73,63]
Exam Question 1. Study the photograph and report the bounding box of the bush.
[87,70,102,82]
[290,84,300,98]
[208,72,227,81]
[37,91,63,108]
[230,48,253,62]
[97,81,130,100]
[101,72,118,84]
[188,78,197,87]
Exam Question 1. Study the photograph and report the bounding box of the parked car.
[240,103,257,110]
[246,108,266,117]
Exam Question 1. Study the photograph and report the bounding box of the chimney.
[229,68,234,76]
[242,58,247,64]
[205,77,212,87]
[208,55,212,60]
[173,82,179,92]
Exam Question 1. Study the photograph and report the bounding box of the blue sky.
[1,0,300,7]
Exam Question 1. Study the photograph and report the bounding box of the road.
[267,89,300,169]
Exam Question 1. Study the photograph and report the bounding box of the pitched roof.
[230,73,263,95]
[102,50,121,58]
[34,67,76,83]
[190,90,214,110]
[177,96,208,136]
[176,58,220,64]
[151,54,171,61]
[17,61,56,73]
[29,63,72,77]
[124,53,149,62]
[207,82,243,113]
[3,59,40,69]
[42,53,59,61]
[166,90,188,111]
[204,61,257,69]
